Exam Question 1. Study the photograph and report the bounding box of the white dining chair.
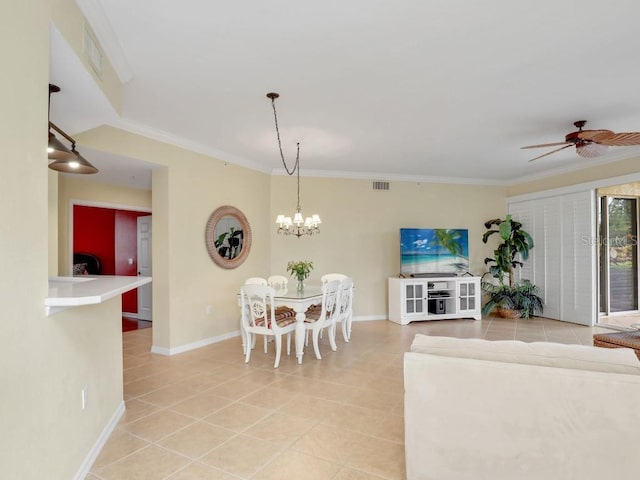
[321,273,347,284]
[267,275,288,290]
[240,284,296,368]
[336,277,354,342]
[303,280,342,359]
[241,277,269,353]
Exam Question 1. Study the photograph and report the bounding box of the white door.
[137,215,152,321]
[561,190,597,325]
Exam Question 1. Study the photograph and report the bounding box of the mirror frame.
[205,205,252,269]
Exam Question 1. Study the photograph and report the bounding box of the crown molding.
[110,118,272,174]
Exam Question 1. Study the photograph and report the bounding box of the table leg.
[295,311,306,364]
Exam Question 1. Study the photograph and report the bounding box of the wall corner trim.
[74,401,125,480]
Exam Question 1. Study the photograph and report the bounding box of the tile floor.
[88,317,615,480]
[597,313,640,329]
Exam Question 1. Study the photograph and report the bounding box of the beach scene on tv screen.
[400,228,469,274]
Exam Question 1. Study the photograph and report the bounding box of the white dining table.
[238,285,324,365]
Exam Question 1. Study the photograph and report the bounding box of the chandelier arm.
[270,96,299,176]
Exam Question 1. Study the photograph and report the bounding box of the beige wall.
[508,155,640,196]
[1,1,127,479]
[598,181,640,196]
[270,176,507,317]
[73,126,272,350]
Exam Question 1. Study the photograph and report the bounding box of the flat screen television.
[400,228,469,276]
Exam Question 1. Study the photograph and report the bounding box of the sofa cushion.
[410,334,640,375]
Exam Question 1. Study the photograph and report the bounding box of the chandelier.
[267,92,321,237]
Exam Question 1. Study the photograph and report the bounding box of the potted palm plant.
[481,214,543,318]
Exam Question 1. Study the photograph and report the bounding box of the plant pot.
[496,307,519,319]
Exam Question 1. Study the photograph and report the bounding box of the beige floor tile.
[98,320,602,478]
[137,383,201,408]
[203,401,272,431]
[207,378,265,400]
[158,421,235,458]
[334,467,389,479]
[345,387,402,412]
[252,450,340,480]
[244,411,317,446]
[124,375,171,398]
[292,423,372,464]
[280,393,343,420]
[121,409,195,442]
[166,462,238,479]
[345,435,406,480]
[169,391,233,419]
[91,429,150,469]
[321,404,385,438]
[199,433,282,477]
[241,385,299,410]
[95,444,191,480]
[119,398,161,425]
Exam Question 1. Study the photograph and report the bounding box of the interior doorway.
[597,185,640,328]
[71,201,152,331]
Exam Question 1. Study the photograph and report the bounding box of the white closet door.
[536,198,562,320]
[508,190,595,325]
[560,190,597,325]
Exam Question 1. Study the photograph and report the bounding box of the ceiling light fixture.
[47,84,98,174]
[267,92,321,237]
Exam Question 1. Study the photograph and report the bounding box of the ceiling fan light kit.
[522,120,640,162]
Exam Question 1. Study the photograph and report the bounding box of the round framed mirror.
[205,206,252,269]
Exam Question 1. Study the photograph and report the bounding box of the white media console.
[388,276,481,325]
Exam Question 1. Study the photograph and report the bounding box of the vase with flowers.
[287,260,314,292]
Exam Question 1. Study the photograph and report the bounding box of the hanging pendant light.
[267,92,321,237]
[47,84,98,174]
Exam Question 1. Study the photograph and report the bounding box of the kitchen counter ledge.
[46,275,152,316]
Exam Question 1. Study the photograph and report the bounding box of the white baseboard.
[151,330,242,356]
[149,317,387,357]
[74,401,125,480]
[122,312,138,319]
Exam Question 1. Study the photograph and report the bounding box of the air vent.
[83,26,103,77]
[373,181,390,191]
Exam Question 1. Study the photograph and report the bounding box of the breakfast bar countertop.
[46,275,152,316]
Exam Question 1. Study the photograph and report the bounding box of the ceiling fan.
[521,120,640,162]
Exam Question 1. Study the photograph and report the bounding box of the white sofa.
[404,334,640,480]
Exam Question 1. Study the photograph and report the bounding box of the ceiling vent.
[83,25,103,78]
[373,181,390,191]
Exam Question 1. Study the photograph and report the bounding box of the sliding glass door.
[599,196,638,314]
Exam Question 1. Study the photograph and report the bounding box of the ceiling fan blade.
[576,129,614,142]
[591,131,640,146]
[527,144,573,162]
[521,141,571,150]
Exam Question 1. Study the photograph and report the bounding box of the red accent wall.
[73,206,116,274]
[74,206,150,314]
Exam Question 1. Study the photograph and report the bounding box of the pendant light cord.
[269,94,302,210]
